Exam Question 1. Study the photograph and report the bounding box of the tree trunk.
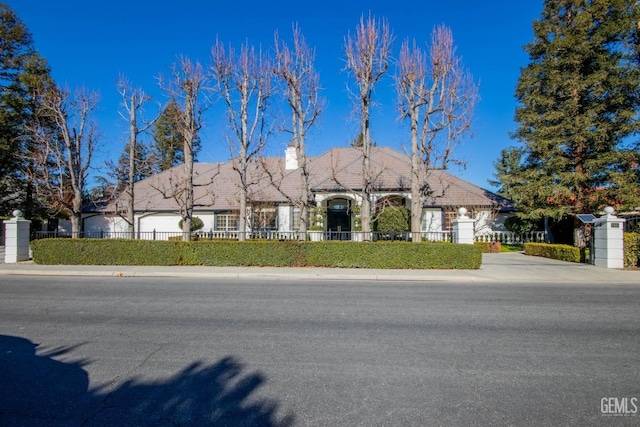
[71,191,83,238]
[128,97,136,238]
[360,100,372,239]
[297,109,310,241]
[410,101,422,243]
[183,145,194,242]
[239,187,247,242]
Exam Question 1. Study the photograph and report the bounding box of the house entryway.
[326,198,352,240]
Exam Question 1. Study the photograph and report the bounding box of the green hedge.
[302,241,481,269]
[31,239,482,269]
[624,233,640,268]
[31,239,182,266]
[524,242,581,263]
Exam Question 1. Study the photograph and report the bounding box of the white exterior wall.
[83,215,129,233]
[277,206,291,232]
[196,213,215,232]
[475,211,513,236]
[422,208,443,232]
[491,213,511,232]
[139,214,182,233]
[474,210,493,235]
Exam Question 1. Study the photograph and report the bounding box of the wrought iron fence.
[32,229,454,242]
[624,216,639,232]
[32,230,184,241]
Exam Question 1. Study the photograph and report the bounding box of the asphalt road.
[0,276,639,426]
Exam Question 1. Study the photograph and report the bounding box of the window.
[215,212,238,231]
[252,208,277,231]
[292,208,301,231]
[328,198,349,211]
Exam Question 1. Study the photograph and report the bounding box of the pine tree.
[0,3,54,217]
[489,147,525,201]
[151,99,200,171]
[509,0,640,220]
[151,100,183,171]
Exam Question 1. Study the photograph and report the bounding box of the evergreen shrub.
[375,207,410,233]
[524,242,581,263]
[31,239,482,269]
[623,233,640,268]
[302,241,481,269]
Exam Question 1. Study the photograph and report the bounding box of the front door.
[326,198,351,240]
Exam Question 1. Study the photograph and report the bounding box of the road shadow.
[0,335,294,426]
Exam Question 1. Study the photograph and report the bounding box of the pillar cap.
[603,206,615,216]
[458,207,468,218]
[11,209,23,219]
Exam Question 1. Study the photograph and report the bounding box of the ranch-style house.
[76,146,514,240]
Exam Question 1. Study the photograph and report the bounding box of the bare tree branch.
[343,13,393,238]
[396,25,478,241]
[115,74,159,237]
[273,23,323,239]
[28,85,99,237]
[211,39,274,241]
[158,56,207,241]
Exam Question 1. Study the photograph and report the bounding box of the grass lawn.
[501,244,524,253]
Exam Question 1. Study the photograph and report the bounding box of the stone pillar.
[4,210,31,263]
[452,207,476,245]
[593,206,625,269]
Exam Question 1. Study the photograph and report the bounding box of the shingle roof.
[94,147,513,213]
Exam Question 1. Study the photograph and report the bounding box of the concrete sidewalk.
[0,252,638,284]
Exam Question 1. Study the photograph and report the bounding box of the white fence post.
[4,210,31,263]
[593,207,625,269]
[452,208,476,245]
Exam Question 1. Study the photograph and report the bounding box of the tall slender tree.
[344,13,393,239]
[211,39,274,241]
[396,26,477,242]
[158,56,206,241]
[108,76,157,237]
[507,0,640,223]
[273,24,322,240]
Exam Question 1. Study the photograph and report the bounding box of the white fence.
[475,231,547,244]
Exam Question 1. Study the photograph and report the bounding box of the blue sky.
[8,0,543,190]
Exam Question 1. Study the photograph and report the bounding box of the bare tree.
[344,13,393,239]
[273,23,323,240]
[158,56,206,241]
[116,75,158,238]
[396,26,477,242]
[211,39,274,241]
[28,85,99,237]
